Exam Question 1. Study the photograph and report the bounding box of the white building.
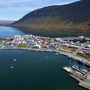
[33,44,41,49]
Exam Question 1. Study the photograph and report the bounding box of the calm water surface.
[0,50,86,90]
[0,26,26,38]
[0,26,88,90]
[0,26,90,38]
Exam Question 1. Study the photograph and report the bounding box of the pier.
[63,66,90,90]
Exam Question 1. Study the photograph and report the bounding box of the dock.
[63,66,90,90]
[79,71,90,89]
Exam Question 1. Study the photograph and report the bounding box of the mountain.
[0,20,15,24]
[11,0,90,32]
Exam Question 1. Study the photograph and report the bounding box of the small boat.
[45,56,48,59]
[59,52,62,55]
[55,53,58,55]
[80,69,88,73]
[71,65,79,71]
[36,60,38,62]
[13,59,17,61]
[10,64,14,69]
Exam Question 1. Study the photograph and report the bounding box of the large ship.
[78,59,90,67]
[63,66,73,73]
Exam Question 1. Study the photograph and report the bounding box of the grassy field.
[62,46,77,51]
[18,45,27,48]
[76,53,90,60]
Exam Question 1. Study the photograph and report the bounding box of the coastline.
[0,47,58,53]
[0,47,88,61]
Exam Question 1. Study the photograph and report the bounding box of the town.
[0,35,90,60]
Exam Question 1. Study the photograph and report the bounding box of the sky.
[0,0,80,21]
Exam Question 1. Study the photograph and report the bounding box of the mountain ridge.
[11,0,90,31]
[0,20,15,24]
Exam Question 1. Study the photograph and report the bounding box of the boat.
[13,59,17,61]
[45,56,48,59]
[63,66,73,73]
[13,57,17,61]
[59,52,62,55]
[71,65,79,71]
[78,59,90,67]
[80,69,88,73]
[67,56,72,59]
[36,60,38,62]
[55,53,58,55]
[10,64,14,69]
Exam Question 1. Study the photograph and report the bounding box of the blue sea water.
[0,26,26,38]
[0,50,86,90]
[0,26,87,90]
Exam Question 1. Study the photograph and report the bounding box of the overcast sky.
[0,0,80,20]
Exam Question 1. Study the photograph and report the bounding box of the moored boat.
[13,59,17,61]
[10,64,14,69]
[63,66,73,73]
[78,59,90,67]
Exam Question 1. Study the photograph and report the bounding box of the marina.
[63,65,90,89]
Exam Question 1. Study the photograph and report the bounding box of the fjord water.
[0,50,86,90]
[1,26,90,38]
[0,26,87,90]
[0,26,26,38]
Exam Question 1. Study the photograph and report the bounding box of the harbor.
[63,65,90,89]
[0,27,90,90]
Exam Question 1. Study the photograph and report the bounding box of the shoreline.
[0,47,88,61]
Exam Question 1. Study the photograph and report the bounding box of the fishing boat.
[10,64,14,69]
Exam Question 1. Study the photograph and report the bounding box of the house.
[69,45,79,49]
[33,44,41,49]
[54,38,61,41]
[28,41,37,45]
[81,48,90,54]
[79,36,85,40]
[5,41,10,45]
[21,41,27,45]
[85,44,90,48]
[13,35,21,39]
[74,43,83,46]
[0,40,5,44]
[49,43,57,49]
